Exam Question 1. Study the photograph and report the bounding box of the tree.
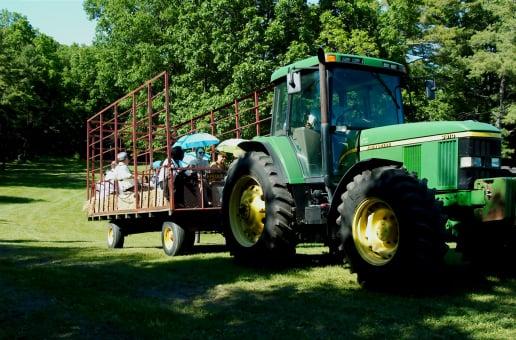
[318,0,381,57]
[0,10,44,159]
[82,0,320,122]
[411,0,515,159]
[0,10,85,159]
[1,1,513,163]
[466,0,515,157]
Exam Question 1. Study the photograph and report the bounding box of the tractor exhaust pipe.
[317,48,333,199]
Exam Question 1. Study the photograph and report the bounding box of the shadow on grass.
[190,244,227,254]
[0,196,46,204]
[122,244,233,254]
[0,243,514,339]
[0,158,85,190]
[0,239,91,244]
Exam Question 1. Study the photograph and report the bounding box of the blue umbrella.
[183,151,211,164]
[173,132,219,149]
[152,160,162,169]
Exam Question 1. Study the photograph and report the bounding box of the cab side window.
[272,83,288,136]
[290,71,320,130]
[289,71,322,177]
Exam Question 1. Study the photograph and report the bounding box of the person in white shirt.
[95,160,117,197]
[159,146,188,207]
[158,147,188,183]
[114,151,134,192]
[188,147,209,168]
[105,161,117,181]
[186,147,210,206]
[149,160,161,188]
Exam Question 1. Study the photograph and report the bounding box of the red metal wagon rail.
[86,71,273,221]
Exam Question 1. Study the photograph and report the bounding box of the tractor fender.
[238,140,287,183]
[327,158,403,233]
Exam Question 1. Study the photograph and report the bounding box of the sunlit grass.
[0,159,515,339]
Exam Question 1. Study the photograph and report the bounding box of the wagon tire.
[107,222,124,249]
[179,230,196,255]
[162,221,188,256]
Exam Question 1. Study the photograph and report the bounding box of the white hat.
[117,152,128,161]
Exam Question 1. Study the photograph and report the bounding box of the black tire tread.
[336,166,447,286]
[222,151,296,262]
[162,221,188,257]
[107,222,124,249]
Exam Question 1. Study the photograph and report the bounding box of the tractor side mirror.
[425,79,436,100]
[287,71,301,94]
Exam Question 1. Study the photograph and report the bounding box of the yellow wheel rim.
[229,175,266,247]
[163,226,174,250]
[352,198,399,266]
[108,227,114,245]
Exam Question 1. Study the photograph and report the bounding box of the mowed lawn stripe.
[0,159,515,339]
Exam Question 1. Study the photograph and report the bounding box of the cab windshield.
[329,68,403,128]
[270,67,404,178]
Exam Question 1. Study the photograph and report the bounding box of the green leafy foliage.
[0,11,66,159]
[0,0,514,163]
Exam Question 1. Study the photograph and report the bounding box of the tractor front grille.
[438,140,458,189]
[458,137,502,189]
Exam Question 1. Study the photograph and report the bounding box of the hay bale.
[117,192,135,210]
[141,188,167,208]
[87,193,117,214]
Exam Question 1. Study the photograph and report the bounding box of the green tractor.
[222,49,515,284]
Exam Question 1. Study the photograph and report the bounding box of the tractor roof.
[270,53,406,82]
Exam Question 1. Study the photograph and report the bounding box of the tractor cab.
[270,53,406,181]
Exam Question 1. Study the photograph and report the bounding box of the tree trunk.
[497,76,505,129]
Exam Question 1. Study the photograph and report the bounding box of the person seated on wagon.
[105,160,117,181]
[158,146,190,207]
[96,160,117,197]
[209,152,226,170]
[149,160,162,188]
[114,151,134,192]
[188,147,209,169]
[208,152,227,183]
[185,147,212,205]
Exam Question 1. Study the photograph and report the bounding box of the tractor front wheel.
[336,166,447,286]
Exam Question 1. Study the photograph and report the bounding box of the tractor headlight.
[490,157,500,168]
[460,156,482,168]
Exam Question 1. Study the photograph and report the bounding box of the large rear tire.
[336,166,447,286]
[222,151,296,262]
[107,222,124,248]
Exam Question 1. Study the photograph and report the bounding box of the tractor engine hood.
[359,120,500,150]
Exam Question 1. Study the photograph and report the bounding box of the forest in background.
[0,0,514,163]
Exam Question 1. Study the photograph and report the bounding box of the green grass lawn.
[0,158,514,339]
